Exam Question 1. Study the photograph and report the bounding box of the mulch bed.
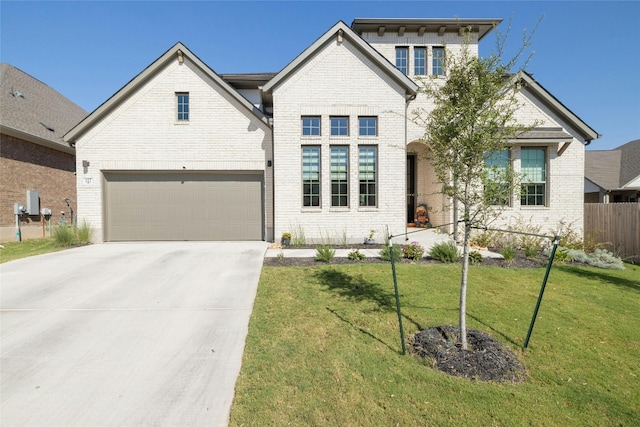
[409,325,527,383]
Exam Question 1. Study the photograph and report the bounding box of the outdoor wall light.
[82,160,90,167]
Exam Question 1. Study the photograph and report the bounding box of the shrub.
[315,246,335,262]
[565,247,625,270]
[402,241,425,261]
[52,224,76,246]
[379,245,402,262]
[76,220,92,244]
[428,241,459,263]
[347,249,366,261]
[524,246,539,258]
[500,246,516,263]
[469,250,483,265]
[470,230,496,248]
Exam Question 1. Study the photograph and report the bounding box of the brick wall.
[0,133,76,239]
[271,36,408,243]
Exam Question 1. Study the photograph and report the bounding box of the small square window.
[359,117,377,136]
[176,92,189,121]
[302,116,321,136]
[330,117,349,136]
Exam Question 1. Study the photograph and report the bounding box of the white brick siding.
[271,37,408,243]
[75,58,273,242]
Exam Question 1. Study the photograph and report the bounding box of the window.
[484,150,511,206]
[302,146,321,207]
[331,146,349,207]
[302,116,321,136]
[358,116,377,136]
[520,148,546,206]
[330,117,349,136]
[414,47,426,75]
[395,47,408,74]
[359,146,377,207]
[176,92,189,121]
[432,47,445,76]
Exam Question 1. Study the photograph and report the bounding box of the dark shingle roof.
[585,139,640,190]
[0,63,87,151]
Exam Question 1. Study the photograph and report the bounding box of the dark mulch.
[409,325,527,383]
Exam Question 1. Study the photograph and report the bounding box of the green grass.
[230,263,640,426]
[0,238,64,263]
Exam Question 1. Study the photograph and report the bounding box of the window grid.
[414,47,426,75]
[395,47,408,75]
[302,146,321,207]
[432,47,445,76]
[358,116,377,136]
[330,146,349,207]
[484,150,511,206]
[359,146,377,207]
[177,93,189,121]
[302,116,321,136]
[330,117,349,136]
[520,148,546,206]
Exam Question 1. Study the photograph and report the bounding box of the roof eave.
[518,72,601,143]
[2,124,75,154]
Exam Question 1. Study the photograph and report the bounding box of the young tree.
[413,23,539,349]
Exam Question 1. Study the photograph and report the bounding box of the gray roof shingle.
[0,63,87,151]
[585,139,640,190]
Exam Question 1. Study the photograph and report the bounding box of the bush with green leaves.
[379,244,402,262]
[402,241,425,261]
[469,250,484,265]
[76,220,92,244]
[500,245,516,263]
[428,241,459,263]
[314,246,335,263]
[347,249,366,262]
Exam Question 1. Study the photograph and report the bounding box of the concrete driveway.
[0,241,267,426]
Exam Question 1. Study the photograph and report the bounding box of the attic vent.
[11,90,25,98]
[40,122,55,132]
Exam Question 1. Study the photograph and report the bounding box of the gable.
[263,21,417,98]
[64,43,269,144]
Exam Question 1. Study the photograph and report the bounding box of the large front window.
[520,148,546,206]
[302,146,321,207]
[359,146,377,207]
[395,47,408,75]
[432,47,445,76]
[331,146,349,207]
[484,149,511,206]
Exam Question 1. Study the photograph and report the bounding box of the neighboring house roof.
[586,139,640,191]
[0,63,87,154]
[516,72,600,143]
[351,17,502,41]
[262,21,418,97]
[64,43,270,143]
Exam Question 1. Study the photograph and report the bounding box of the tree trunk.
[459,217,472,350]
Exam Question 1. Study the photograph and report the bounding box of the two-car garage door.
[104,172,264,241]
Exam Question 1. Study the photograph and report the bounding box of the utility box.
[14,203,25,215]
[26,190,39,215]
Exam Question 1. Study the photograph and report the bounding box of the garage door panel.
[104,172,263,241]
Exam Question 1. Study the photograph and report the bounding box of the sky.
[1,0,638,151]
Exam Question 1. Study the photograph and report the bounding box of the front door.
[407,155,416,224]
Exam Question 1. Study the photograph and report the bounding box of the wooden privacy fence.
[584,203,640,264]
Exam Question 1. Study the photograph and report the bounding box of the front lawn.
[230,263,639,426]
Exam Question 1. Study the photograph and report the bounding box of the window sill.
[329,207,350,212]
[301,208,322,213]
[357,207,378,212]
[174,121,190,125]
[519,205,549,209]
